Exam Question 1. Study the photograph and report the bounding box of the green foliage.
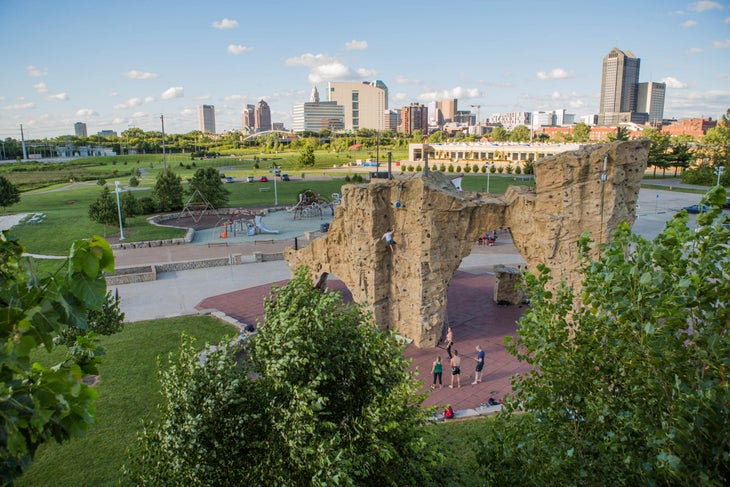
[153,168,183,212]
[129,268,435,486]
[464,164,471,173]
[298,144,316,167]
[57,291,125,346]
[128,176,139,187]
[88,186,121,229]
[121,190,139,218]
[490,127,508,142]
[478,186,730,485]
[572,122,591,142]
[472,163,479,173]
[0,176,20,213]
[509,125,531,142]
[0,233,113,484]
[187,167,230,209]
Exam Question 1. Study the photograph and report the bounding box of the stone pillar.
[493,265,521,305]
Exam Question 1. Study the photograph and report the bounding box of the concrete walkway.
[109,187,715,414]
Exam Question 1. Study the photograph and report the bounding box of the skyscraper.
[291,85,345,132]
[637,82,666,125]
[198,105,216,134]
[598,48,641,125]
[241,104,255,132]
[401,103,429,135]
[255,100,272,132]
[438,99,457,123]
[327,80,388,131]
[74,122,87,137]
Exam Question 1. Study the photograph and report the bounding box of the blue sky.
[1,0,728,139]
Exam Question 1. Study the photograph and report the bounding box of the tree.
[298,144,315,167]
[153,168,183,212]
[187,167,229,209]
[645,128,672,176]
[572,122,591,143]
[88,186,121,235]
[490,126,509,142]
[57,290,125,346]
[477,186,730,485]
[0,233,114,483]
[121,190,140,219]
[128,267,435,485]
[509,125,531,142]
[0,176,20,214]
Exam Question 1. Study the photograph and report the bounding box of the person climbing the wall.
[383,228,396,253]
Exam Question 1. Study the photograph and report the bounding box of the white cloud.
[395,75,421,85]
[26,65,47,77]
[125,69,159,80]
[109,91,119,97]
[76,108,99,117]
[161,86,184,99]
[690,1,722,11]
[713,39,730,48]
[536,68,575,80]
[417,86,481,103]
[132,111,145,118]
[39,113,49,120]
[227,44,253,54]
[212,18,239,29]
[4,102,34,110]
[345,40,368,50]
[687,47,704,54]
[725,16,730,23]
[114,97,143,109]
[34,82,48,93]
[224,94,246,101]
[681,19,698,27]
[198,94,211,100]
[144,95,156,103]
[661,76,688,88]
[308,62,350,83]
[393,92,408,102]
[181,108,195,116]
[285,53,336,67]
[47,93,69,101]
[356,67,378,77]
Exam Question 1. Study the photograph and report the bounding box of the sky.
[1,0,728,140]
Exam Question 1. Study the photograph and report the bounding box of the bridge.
[241,130,294,142]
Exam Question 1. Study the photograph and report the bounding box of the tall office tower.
[255,100,272,132]
[74,122,87,137]
[598,48,641,125]
[438,99,457,123]
[292,85,345,132]
[401,103,429,135]
[637,82,666,125]
[427,101,439,127]
[369,80,388,109]
[198,105,216,134]
[241,104,255,131]
[328,81,387,131]
[384,109,400,131]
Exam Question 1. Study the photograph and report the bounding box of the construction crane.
[470,105,481,128]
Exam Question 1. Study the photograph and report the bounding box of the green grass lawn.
[16,316,234,487]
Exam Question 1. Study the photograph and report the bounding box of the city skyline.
[1,0,728,139]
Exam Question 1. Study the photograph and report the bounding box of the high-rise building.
[291,85,345,132]
[438,99,457,123]
[637,82,666,125]
[401,103,429,135]
[255,100,272,132]
[385,109,400,131]
[198,105,216,134]
[327,81,388,131]
[74,122,87,137]
[598,48,641,125]
[241,104,255,131]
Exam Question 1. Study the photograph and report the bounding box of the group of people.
[478,230,498,246]
[431,326,485,389]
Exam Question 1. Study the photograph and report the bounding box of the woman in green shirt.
[431,355,443,389]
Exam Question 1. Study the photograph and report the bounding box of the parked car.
[682,204,711,214]
[724,197,730,209]
[225,176,234,183]
[259,176,268,182]
[281,174,290,181]
[246,176,254,183]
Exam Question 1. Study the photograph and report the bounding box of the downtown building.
[198,105,216,134]
[327,80,388,131]
[400,103,429,135]
[637,81,666,125]
[241,104,255,133]
[254,100,272,132]
[598,48,648,126]
[291,86,345,132]
[74,122,87,137]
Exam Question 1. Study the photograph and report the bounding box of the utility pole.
[160,114,167,169]
[20,124,28,160]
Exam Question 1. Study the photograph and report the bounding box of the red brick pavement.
[197,270,531,413]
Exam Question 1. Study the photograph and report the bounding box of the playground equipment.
[288,189,337,220]
[178,189,219,223]
[214,210,280,239]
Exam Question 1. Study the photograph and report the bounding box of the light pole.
[269,164,279,205]
[486,162,493,193]
[715,166,725,186]
[115,181,125,241]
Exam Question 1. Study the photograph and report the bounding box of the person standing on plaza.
[444,326,454,359]
[431,355,443,389]
[472,345,485,384]
[449,350,461,388]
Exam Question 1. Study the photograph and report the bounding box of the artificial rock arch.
[285,140,650,347]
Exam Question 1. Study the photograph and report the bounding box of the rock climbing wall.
[285,140,649,347]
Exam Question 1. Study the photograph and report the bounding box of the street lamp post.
[715,166,725,186]
[115,181,125,241]
[486,162,493,193]
[269,164,279,205]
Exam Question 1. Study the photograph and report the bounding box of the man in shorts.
[472,345,485,384]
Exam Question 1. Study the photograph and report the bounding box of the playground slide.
[255,215,279,234]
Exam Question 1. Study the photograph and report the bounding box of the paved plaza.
[110,187,716,413]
